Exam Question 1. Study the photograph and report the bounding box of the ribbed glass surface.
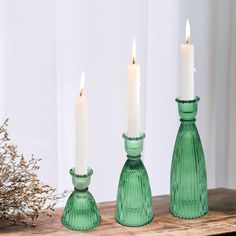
[62,190,101,231]
[170,97,208,219]
[115,159,153,226]
[61,168,101,231]
[115,133,153,227]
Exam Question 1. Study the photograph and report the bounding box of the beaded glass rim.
[70,167,93,178]
[176,96,200,104]
[122,132,146,141]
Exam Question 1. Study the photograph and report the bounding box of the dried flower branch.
[0,119,66,226]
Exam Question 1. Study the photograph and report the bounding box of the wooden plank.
[1,188,236,235]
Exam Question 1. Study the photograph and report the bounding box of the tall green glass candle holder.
[61,168,101,231]
[170,97,208,219]
[115,133,153,227]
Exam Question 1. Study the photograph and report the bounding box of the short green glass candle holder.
[170,97,208,219]
[61,168,101,231]
[115,133,153,227]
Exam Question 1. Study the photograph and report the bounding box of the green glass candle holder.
[61,168,101,231]
[170,97,208,219]
[115,133,153,227]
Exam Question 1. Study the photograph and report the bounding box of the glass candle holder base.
[61,168,101,231]
[115,133,153,227]
[170,97,208,219]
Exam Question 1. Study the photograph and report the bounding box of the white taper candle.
[127,38,141,137]
[75,71,88,175]
[180,19,195,100]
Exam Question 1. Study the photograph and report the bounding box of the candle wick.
[132,57,136,64]
[80,89,83,96]
[186,37,190,44]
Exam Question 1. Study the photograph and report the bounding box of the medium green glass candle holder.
[115,133,153,227]
[170,97,208,219]
[61,168,101,231]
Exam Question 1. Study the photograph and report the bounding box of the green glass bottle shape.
[115,133,153,227]
[61,168,101,231]
[170,97,208,219]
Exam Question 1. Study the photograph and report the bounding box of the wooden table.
[1,188,236,236]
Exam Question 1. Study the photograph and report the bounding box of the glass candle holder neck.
[70,168,93,191]
[176,96,200,122]
[122,133,145,159]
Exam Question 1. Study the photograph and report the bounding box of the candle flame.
[185,19,191,43]
[132,37,136,64]
[80,71,85,96]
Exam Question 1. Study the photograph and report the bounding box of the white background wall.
[0,0,235,204]
[3,0,58,187]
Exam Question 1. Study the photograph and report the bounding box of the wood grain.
[1,188,236,236]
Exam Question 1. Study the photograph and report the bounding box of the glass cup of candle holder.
[61,168,101,231]
[170,97,208,219]
[115,133,153,227]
